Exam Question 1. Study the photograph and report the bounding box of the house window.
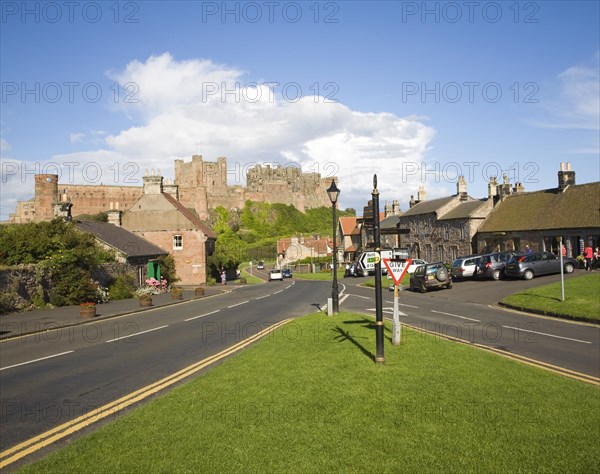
[444,226,450,240]
[459,226,465,240]
[173,235,183,250]
[438,245,444,262]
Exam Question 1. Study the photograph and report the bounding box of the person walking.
[220,270,227,285]
[583,244,593,271]
[525,245,532,255]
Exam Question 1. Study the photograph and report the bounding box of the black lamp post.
[327,179,340,314]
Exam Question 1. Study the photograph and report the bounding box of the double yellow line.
[0,318,292,469]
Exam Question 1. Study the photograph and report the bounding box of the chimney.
[163,179,180,201]
[392,200,400,215]
[488,177,498,199]
[513,182,525,194]
[384,202,392,218]
[409,195,416,208]
[558,162,575,191]
[107,209,122,227]
[417,185,426,202]
[143,169,164,195]
[456,175,468,201]
[52,202,72,221]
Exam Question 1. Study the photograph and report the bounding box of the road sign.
[359,251,380,271]
[382,258,412,286]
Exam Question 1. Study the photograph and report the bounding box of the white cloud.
[529,56,600,130]
[4,53,435,216]
[0,138,11,152]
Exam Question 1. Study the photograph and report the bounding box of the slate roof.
[162,193,217,239]
[400,196,457,217]
[439,199,489,220]
[75,221,168,258]
[380,215,401,230]
[479,182,600,232]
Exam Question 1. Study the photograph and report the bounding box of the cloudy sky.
[1,1,599,219]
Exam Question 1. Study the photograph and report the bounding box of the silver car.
[451,256,481,279]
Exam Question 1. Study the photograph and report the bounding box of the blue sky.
[1,1,599,219]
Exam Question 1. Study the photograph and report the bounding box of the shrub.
[206,276,216,286]
[48,265,98,306]
[108,273,137,300]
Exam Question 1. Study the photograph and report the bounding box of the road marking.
[0,318,292,469]
[386,301,419,308]
[502,325,593,344]
[340,294,349,305]
[227,301,249,308]
[255,295,270,300]
[367,308,408,316]
[105,325,169,343]
[0,351,74,372]
[431,310,480,322]
[185,310,220,322]
[348,294,371,300]
[273,290,283,295]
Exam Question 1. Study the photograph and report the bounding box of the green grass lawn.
[239,266,264,285]
[502,273,600,322]
[364,273,411,287]
[293,272,333,281]
[21,312,599,473]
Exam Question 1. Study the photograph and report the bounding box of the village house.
[338,216,361,263]
[120,171,217,286]
[476,163,600,257]
[277,235,333,265]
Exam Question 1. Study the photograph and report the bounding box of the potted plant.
[170,286,183,300]
[194,287,205,296]
[136,287,153,307]
[79,302,97,319]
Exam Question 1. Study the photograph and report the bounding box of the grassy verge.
[293,272,333,281]
[364,273,411,287]
[22,312,599,473]
[502,273,600,322]
[239,266,264,285]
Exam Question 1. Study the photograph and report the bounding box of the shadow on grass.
[517,292,563,303]
[334,326,375,362]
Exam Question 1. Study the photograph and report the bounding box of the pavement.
[0,286,231,341]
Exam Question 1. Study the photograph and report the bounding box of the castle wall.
[59,184,143,216]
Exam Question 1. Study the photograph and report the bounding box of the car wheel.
[446,282,452,289]
[491,269,501,280]
[564,263,574,274]
[419,282,427,293]
[523,269,534,280]
[436,267,448,282]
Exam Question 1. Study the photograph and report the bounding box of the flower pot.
[139,296,152,307]
[171,292,183,300]
[194,287,205,296]
[80,306,96,319]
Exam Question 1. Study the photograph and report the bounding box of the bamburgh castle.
[9,155,335,223]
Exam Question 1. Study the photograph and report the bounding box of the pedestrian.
[525,245,532,255]
[594,247,600,270]
[221,270,227,285]
[583,244,593,271]
[561,243,566,257]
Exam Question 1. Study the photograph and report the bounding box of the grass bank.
[239,266,263,284]
[501,273,600,322]
[21,312,599,473]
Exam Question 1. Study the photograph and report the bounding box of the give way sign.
[383,258,412,286]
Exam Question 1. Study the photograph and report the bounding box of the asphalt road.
[0,279,329,453]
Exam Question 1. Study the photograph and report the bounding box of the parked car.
[409,262,452,292]
[282,268,293,278]
[451,256,481,279]
[504,252,577,280]
[269,269,283,281]
[476,252,516,280]
[406,259,427,274]
[257,261,265,270]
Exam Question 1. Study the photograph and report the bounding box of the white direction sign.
[359,251,380,271]
[383,258,412,285]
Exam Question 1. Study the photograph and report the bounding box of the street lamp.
[327,179,340,314]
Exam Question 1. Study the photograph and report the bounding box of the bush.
[48,265,98,306]
[108,273,137,300]
[206,276,216,286]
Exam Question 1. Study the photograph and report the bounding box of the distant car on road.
[257,261,265,270]
[504,252,576,280]
[282,268,293,278]
[451,256,481,279]
[477,252,516,280]
[409,262,452,292]
[269,269,283,281]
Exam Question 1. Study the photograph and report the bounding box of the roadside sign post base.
[392,284,401,345]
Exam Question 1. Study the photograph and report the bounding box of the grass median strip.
[502,273,600,322]
[18,312,599,473]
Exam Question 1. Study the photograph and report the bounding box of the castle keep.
[9,155,335,223]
